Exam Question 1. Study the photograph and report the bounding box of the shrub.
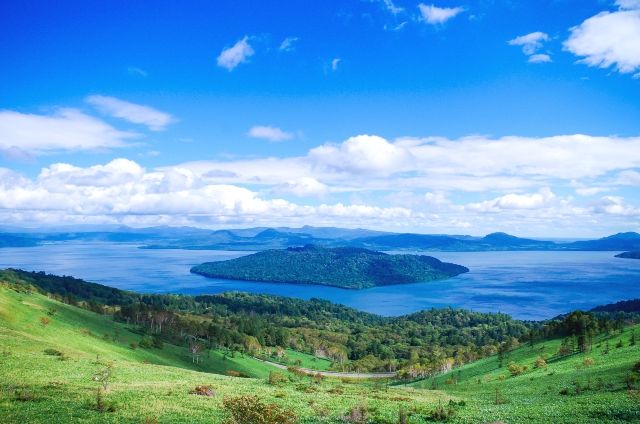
[583,357,595,367]
[13,388,37,402]
[39,316,50,327]
[616,340,624,349]
[226,370,250,378]
[625,373,638,389]
[428,401,456,421]
[138,336,153,349]
[223,395,297,424]
[95,388,116,413]
[633,361,640,373]
[190,385,215,397]
[268,371,288,386]
[44,348,63,357]
[494,388,506,405]
[344,403,369,423]
[534,357,547,368]
[507,362,524,377]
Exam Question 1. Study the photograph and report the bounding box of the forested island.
[616,251,640,259]
[191,245,468,289]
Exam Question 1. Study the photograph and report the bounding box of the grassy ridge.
[408,326,640,423]
[0,285,450,423]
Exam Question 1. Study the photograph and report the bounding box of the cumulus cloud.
[508,32,552,63]
[0,159,413,228]
[591,196,640,216]
[467,188,556,212]
[86,95,175,131]
[0,108,137,157]
[247,125,294,142]
[272,177,328,197]
[418,3,464,24]
[528,54,552,63]
[509,32,550,55]
[279,37,298,52]
[616,0,640,10]
[309,135,412,175]
[217,36,254,71]
[564,8,640,75]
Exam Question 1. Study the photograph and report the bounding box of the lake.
[1,242,639,320]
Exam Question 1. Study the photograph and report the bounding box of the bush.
[583,357,595,367]
[223,395,297,424]
[190,385,215,397]
[428,401,456,421]
[226,370,250,378]
[507,362,525,377]
[138,336,154,349]
[344,403,368,423]
[534,357,547,368]
[44,348,63,357]
[95,388,116,412]
[39,316,50,327]
[268,371,288,386]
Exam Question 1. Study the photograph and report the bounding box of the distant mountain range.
[0,226,639,252]
[615,251,640,259]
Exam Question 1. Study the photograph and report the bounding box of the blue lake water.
[1,242,640,320]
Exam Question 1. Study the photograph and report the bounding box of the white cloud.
[0,108,137,157]
[418,3,464,24]
[616,0,640,10]
[272,177,328,197]
[175,134,640,196]
[528,54,552,63]
[331,58,341,71]
[509,32,550,55]
[0,159,413,228]
[217,36,255,71]
[247,125,294,142]
[564,9,640,75]
[279,37,298,52]
[309,135,412,175]
[591,196,640,216]
[467,188,556,212]
[575,187,609,196]
[381,0,403,15]
[86,95,175,131]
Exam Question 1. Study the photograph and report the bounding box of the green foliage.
[191,245,468,289]
[223,395,297,424]
[268,371,288,386]
[507,362,525,376]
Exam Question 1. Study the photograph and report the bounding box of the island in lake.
[191,245,468,289]
[615,251,640,259]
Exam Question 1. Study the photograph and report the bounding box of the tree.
[188,337,204,364]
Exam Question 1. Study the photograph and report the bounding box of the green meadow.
[1,278,639,423]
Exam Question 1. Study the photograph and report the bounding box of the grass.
[0,285,448,423]
[2,281,640,423]
[407,326,640,423]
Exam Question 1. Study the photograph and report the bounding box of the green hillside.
[191,245,468,289]
[2,271,640,423]
[407,325,640,423]
[0,282,449,423]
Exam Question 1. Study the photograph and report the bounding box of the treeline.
[4,268,634,377]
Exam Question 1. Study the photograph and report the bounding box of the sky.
[0,0,639,237]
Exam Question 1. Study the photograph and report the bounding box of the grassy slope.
[408,327,640,423]
[0,286,447,423]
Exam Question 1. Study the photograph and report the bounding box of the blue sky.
[0,0,639,236]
